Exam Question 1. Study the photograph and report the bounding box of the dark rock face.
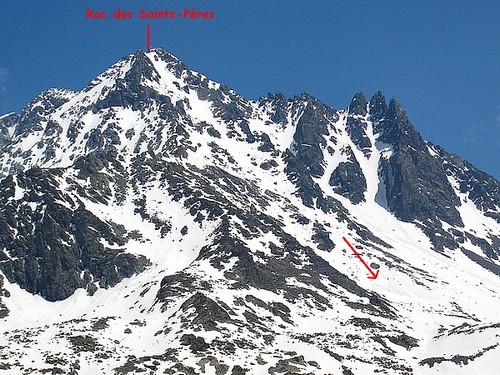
[369,91,388,124]
[289,95,332,178]
[0,168,148,301]
[0,274,9,318]
[180,334,209,353]
[375,98,463,247]
[14,89,74,137]
[180,292,234,331]
[387,333,419,349]
[311,223,335,251]
[268,355,312,374]
[435,144,500,215]
[92,51,163,112]
[238,120,256,143]
[349,92,368,116]
[461,248,500,275]
[258,92,288,126]
[72,208,149,289]
[0,90,75,175]
[231,365,248,375]
[347,93,372,157]
[464,232,498,259]
[284,96,341,211]
[367,95,498,253]
[329,146,367,204]
[419,343,498,368]
[260,160,278,170]
[284,148,324,210]
[0,113,19,150]
[199,82,253,122]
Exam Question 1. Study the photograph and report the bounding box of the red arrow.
[342,237,380,280]
[146,25,151,51]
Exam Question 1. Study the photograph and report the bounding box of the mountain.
[0,48,499,375]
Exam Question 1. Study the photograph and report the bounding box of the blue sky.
[1,1,498,178]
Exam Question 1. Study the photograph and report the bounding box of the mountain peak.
[146,47,182,63]
[125,48,183,67]
[369,91,387,120]
[348,92,368,116]
[387,96,406,120]
[124,49,161,85]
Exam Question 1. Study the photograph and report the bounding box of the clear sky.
[1,1,498,179]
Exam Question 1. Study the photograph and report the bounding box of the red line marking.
[146,25,151,51]
[342,237,380,280]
